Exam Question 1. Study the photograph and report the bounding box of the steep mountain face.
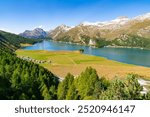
[19,28,47,39]
[48,24,73,40]
[48,13,150,46]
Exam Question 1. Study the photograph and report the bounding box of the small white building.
[89,39,96,46]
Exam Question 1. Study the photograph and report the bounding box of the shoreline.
[104,45,150,50]
[48,39,150,50]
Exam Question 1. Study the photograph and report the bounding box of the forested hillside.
[111,35,150,48]
[0,50,59,99]
[0,30,42,49]
[0,31,59,99]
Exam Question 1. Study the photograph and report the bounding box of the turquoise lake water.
[23,40,150,67]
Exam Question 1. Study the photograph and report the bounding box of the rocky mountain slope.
[47,13,150,48]
[19,28,47,39]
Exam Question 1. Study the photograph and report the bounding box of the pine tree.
[66,82,78,100]
[75,67,99,99]
[57,73,74,99]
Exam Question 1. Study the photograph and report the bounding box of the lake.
[23,40,150,67]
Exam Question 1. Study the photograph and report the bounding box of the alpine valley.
[1,11,150,100]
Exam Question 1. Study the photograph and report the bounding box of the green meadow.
[16,50,150,79]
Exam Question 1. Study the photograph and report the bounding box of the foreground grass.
[16,50,150,79]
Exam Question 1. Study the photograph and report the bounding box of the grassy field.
[16,50,150,79]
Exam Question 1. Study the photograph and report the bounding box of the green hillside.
[0,31,59,99]
[0,30,42,50]
[112,35,150,48]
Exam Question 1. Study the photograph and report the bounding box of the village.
[18,56,51,64]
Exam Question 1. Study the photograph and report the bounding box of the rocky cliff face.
[48,24,72,40]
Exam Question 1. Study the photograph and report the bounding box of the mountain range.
[19,12,150,48]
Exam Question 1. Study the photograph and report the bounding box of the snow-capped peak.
[80,21,106,26]
[79,16,129,28]
[58,24,72,31]
[134,13,150,21]
[109,16,129,25]
[80,21,97,26]
[111,16,129,22]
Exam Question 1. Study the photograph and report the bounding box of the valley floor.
[16,50,150,80]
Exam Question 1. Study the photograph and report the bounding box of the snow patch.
[134,13,150,21]
[59,24,72,32]
[80,16,129,29]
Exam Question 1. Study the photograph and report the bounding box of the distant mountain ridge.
[46,12,150,48]
[48,13,150,41]
[19,12,150,48]
[19,28,47,39]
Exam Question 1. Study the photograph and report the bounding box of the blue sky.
[0,0,150,34]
